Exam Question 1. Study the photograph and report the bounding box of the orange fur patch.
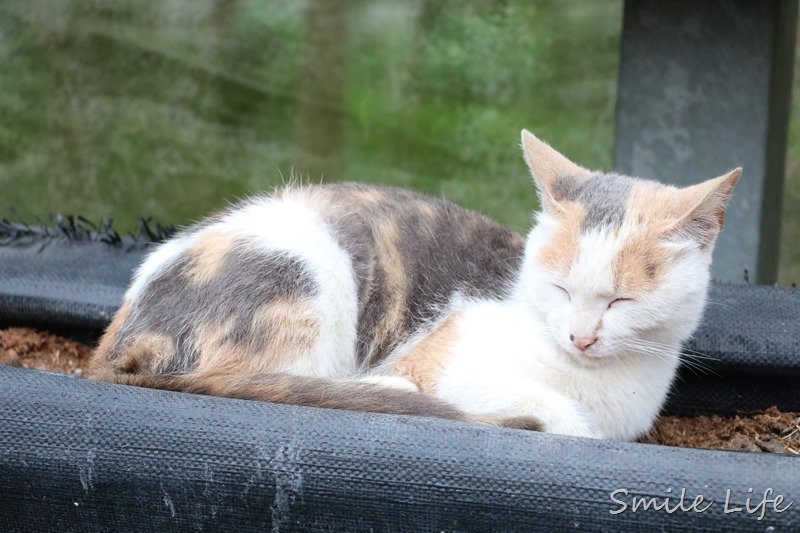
[615,183,689,292]
[186,229,234,284]
[193,318,240,374]
[625,182,687,228]
[106,331,177,376]
[414,199,439,220]
[193,297,320,375]
[349,187,385,207]
[93,300,132,363]
[250,297,320,366]
[612,230,669,293]
[89,301,135,380]
[369,219,409,354]
[393,314,460,394]
[296,184,385,215]
[537,201,584,272]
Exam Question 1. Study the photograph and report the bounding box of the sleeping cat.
[90,130,740,441]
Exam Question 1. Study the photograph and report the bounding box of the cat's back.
[91,183,524,381]
[307,182,526,361]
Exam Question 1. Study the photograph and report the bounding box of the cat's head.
[516,130,740,366]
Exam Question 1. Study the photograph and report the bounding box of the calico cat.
[90,130,740,440]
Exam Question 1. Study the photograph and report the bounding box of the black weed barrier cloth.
[1,233,799,531]
[1,366,798,532]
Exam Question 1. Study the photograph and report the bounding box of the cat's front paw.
[545,417,602,439]
[544,403,602,439]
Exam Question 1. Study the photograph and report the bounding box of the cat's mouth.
[563,344,610,366]
[577,352,606,365]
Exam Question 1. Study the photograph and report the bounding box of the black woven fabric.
[667,283,800,414]
[0,239,145,337]
[689,282,800,373]
[0,365,797,532]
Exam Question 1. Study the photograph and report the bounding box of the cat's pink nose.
[569,334,597,351]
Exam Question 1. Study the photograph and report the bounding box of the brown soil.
[645,408,800,455]
[1,327,798,455]
[0,327,92,376]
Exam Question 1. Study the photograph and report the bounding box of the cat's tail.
[103,369,493,425]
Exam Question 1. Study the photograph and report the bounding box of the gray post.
[614,0,797,284]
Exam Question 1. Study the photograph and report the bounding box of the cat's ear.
[667,168,741,246]
[520,129,590,212]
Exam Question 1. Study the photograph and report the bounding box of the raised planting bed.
[1,232,799,531]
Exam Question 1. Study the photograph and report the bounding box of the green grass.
[0,0,620,231]
[0,0,797,284]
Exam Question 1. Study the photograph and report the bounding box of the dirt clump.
[644,407,800,455]
[0,327,92,376]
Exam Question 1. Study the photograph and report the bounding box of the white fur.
[427,298,681,440]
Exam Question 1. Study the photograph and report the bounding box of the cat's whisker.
[629,338,719,362]
[625,340,719,377]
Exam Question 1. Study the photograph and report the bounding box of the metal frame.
[615,0,798,284]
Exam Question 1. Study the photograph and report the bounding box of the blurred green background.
[0,0,797,284]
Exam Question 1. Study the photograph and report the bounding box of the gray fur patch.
[118,239,317,373]
[551,173,634,229]
[323,183,525,366]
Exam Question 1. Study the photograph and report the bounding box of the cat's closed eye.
[607,297,634,309]
[553,284,571,300]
